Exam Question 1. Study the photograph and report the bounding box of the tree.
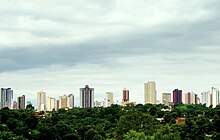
[124,130,154,140]
[84,128,97,140]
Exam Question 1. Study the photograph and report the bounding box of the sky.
[0,0,220,107]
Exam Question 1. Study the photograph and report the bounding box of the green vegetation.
[0,103,220,140]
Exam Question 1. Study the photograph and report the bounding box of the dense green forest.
[0,103,220,140]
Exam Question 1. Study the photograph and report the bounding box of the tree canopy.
[0,104,219,139]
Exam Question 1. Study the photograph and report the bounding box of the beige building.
[47,97,56,111]
[94,101,105,107]
[144,81,156,104]
[185,92,196,104]
[59,94,74,109]
[37,91,46,112]
[59,94,68,109]
[162,93,171,104]
[105,92,113,107]
[18,95,25,109]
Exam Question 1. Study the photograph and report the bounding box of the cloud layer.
[0,0,220,106]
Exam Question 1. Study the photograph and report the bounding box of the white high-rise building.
[47,97,56,111]
[144,81,156,104]
[201,91,211,107]
[68,94,74,108]
[211,87,220,108]
[37,91,46,112]
[105,92,113,107]
[0,88,13,109]
[202,87,220,108]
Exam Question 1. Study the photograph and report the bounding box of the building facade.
[201,87,220,107]
[94,101,105,107]
[18,95,25,109]
[162,93,171,104]
[122,88,129,102]
[59,94,68,109]
[37,91,46,112]
[47,97,56,111]
[80,85,94,108]
[211,87,220,108]
[173,89,182,104]
[185,92,196,104]
[144,81,156,104]
[105,92,114,107]
[68,94,74,108]
[0,88,13,109]
[201,91,211,107]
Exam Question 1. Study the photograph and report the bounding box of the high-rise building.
[201,87,220,108]
[80,85,94,108]
[173,89,182,104]
[144,81,156,104]
[162,93,171,104]
[201,91,211,107]
[211,87,220,108]
[47,97,56,111]
[37,91,46,112]
[59,94,68,109]
[105,92,113,107]
[122,88,129,102]
[185,92,196,104]
[18,95,25,109]
[68,94,74,108]
[0,88,13,109]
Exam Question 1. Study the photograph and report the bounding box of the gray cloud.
[0,0,220,106]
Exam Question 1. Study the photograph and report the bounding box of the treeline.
[0,103,220,140]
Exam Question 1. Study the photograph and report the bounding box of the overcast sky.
[0,0,220,107]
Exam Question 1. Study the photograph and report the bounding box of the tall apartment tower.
[144,81,156,104]
[201,87,220,108]
[201,91,211,107]
[185,92,196,104]
[173,89,182,104]
[105,92,113,107]
[80,85,94,108]
[47,97,56,111]
[122,88,129,102]
[68,94,74,108]
[37,91,46,112]
[162,93,171,104]
[18,95,25,109]
[211,87,220,108]
[59,94,68,109]
[0,88,13,109]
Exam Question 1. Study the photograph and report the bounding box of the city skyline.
[2,84,220,108]
[0,1,220,107]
